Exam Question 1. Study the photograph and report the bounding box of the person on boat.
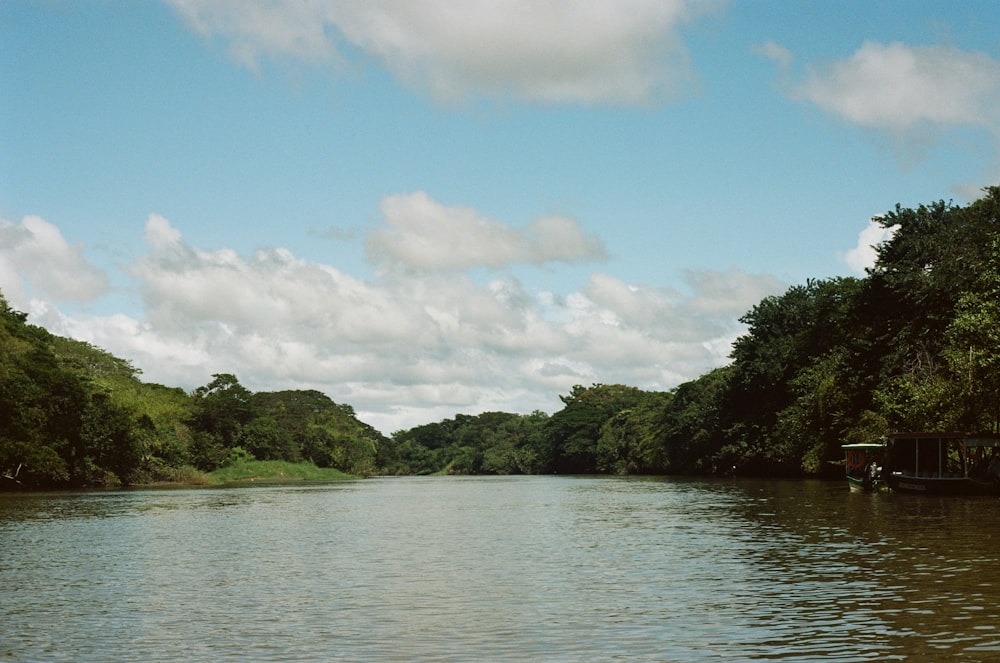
[863,461,881,490]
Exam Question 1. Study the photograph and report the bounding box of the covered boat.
[881,432,1000,496]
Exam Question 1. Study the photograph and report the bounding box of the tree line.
[2,187,999,488]
[0,314,387,488]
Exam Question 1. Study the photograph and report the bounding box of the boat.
[842,442,886,491]
[881,432,1000,496]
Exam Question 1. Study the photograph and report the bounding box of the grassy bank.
[207,459,360,485]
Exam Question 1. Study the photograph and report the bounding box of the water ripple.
[2,477,1000,661]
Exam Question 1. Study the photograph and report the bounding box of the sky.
[2,1,999,434]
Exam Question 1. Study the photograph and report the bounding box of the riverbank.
[209,459,360,484]
[130,460,361,489]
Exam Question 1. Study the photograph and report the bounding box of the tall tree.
[545,384,647,473]
[188,374,255,470]
[867,188,1000,431]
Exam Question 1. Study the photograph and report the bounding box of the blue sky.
[2,1,999,432]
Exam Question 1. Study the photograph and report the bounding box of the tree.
[0,294,88,487]
[252,390,383,474]
[866,188,1000,432]
[655,368,730,474]
[546,384,648,473]
[239,415,298,461]
[190,374,255,449]
[479,411,550,475]
[593,392,671,475]
[80,391,143,485]
[942,198,1000,432]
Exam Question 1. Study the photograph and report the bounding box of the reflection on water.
[1,477,999,661]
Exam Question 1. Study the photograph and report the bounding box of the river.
[2,476,999,661]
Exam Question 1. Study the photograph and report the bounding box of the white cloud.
[167,0,340,69]
[753,40,792,71]
[16,207,784,433]
[366,191,606,271]
[166,0,717,105]
[680,268,785,318]
[0,215,108,307]
[768,40,1000,192]
[793,42,1000,133]
[841,216,897,274]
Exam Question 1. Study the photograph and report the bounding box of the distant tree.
[655,368,730,474]
[252,389,383,474]
[594,392,671,475]
[721,277,869,474]
[0,293,87,487]
[545,384,648,473]
[190,374,255,449]
[80,391,143,485]
[239,415,298,461]
[479,411,550,474]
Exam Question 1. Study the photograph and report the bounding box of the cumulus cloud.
[366,191,607,271]
[0,215,108,307]
[551,269,784,389]
[766,40,1000,191]
[841,216,897,274]
[166,0,716,105]
[792,42,1000,134]
[23,208,783,433]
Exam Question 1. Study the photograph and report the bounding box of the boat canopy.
[888,432,1000,446]
[964,437,1000,448]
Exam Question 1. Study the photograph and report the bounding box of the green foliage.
[207,458,357,484]
[5,187,1000,486]
[595,392,672,475]
[942,233,1000,431]
[545,384,648,473]
[250,389,384,475]
[388,410,550,475]
[0,296,387,488]
[80,392,142,485]
[723,186,1000,473]
[180,379,384,475]
[190,374,255,450]
[0,294,85,488]
[240,415,297,462]
[863,189,1000,430]
[655,368,730,474]
[479,410,550,474]
[637,188,997,475]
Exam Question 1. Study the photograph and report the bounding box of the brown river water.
[1,475,998,661]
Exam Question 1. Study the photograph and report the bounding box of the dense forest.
[3,188,999,489]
